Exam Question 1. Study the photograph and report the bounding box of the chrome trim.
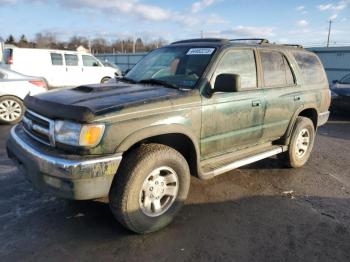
[212,146,287,177]
[10,126,122,170]
[25,109,56,146]
[23,126,51,146]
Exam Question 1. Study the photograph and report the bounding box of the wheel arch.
[116,125,201,178]
[282,107,319,144]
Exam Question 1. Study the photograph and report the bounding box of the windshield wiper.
[139,79,179,89]
[118,76,137,84]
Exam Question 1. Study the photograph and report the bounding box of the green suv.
[7,38,331,233]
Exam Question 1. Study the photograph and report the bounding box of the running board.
[204,145,288,177]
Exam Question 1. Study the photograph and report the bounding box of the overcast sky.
[0,0,349,46]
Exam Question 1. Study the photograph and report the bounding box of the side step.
[202,145,288,178]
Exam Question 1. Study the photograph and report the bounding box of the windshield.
[125,46,216,89]
[340,74,350,85]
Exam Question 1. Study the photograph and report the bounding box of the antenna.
[327,20,332,48]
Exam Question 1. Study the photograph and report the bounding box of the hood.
[24,82,192,122]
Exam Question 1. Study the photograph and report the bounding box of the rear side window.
[64,54,79,66]
[82,55,101,67]
[260,50,295,87]
[292,51,325,84]
[213,49,257,89]
[50,53,63,66]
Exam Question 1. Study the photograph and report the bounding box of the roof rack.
[229,38,270,44]
[282,44,304,49]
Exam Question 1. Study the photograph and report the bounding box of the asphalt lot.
[0,116,350,262]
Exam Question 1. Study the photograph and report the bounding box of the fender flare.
[115,124,201,159]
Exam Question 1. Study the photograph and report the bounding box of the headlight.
[54,120,105,147]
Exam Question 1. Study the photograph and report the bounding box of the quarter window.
[260,50,295,87]
[213,49,257,89]
[64,54,79,66]
[50,53,63,66]
[82,55,101,67]
[292,51,325,84]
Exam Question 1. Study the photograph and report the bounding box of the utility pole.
[327,20,332,47]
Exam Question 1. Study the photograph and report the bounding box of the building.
[308,46,350,83]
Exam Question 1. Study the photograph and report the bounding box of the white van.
[2,47,119,88]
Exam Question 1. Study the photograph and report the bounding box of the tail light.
[7,56,13,64]
[29,80,47,89]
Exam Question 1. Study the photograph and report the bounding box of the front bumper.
[7,125,122,200]
[317,111,330,127]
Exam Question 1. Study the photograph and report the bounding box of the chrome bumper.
[7,125,123,200]
[317,111,330,127]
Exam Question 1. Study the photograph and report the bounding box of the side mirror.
[93,62,99,67]
[214,74,241,93]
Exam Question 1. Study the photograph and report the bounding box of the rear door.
[259,49,302,141]
[200,48,266,158]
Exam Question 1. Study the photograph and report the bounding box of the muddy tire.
[0,96,25,125]
[109,144,190,234]
[280,116,315,168]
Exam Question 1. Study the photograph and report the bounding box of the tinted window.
[292,51,325,84]
[213,49,257,89]
[261,50,295,87]
[82,55,101,67]
[3,49,13,64]
[64,54,78,66]
[50,53,63,66]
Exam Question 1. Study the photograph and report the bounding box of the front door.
[200,48,265,159]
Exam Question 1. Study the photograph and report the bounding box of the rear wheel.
[0,96,25,125]
[279,116,315,168]
[109,144,190,234]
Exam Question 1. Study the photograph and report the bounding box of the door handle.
[252,100,261,107]
[294,96,301,101]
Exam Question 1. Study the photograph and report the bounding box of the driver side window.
[212,49,257,89]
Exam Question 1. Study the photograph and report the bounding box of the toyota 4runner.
[7,38,331,233]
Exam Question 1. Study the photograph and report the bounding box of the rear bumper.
[317,111,330,127]
[7,125,122,200]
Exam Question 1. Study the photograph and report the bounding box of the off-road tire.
[109,143,190,234]
[279,116,315,168]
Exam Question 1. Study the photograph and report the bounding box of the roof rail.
[171,38,229,44]
[229,38,270,44]
[282,44,304,49]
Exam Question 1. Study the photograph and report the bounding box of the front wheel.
[109,144,190,234]
[101,77,111,83]
[280,116,315,168]
[0,96,25,125]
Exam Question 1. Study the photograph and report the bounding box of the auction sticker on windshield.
[187,48,215,55]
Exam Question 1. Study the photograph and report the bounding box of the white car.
[0,68,47,124]
[2,47,119,89]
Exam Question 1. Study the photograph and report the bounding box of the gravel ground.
[0,115,349,262]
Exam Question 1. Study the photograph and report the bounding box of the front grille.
[23,110,55,146]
